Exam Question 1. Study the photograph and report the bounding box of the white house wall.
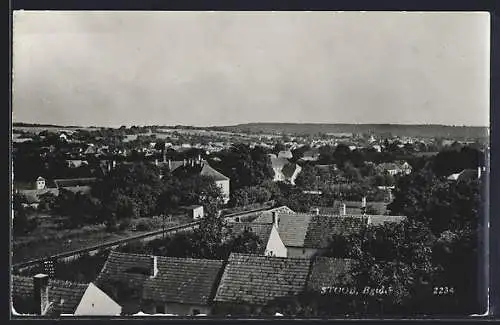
[74,283,122,316]
[290,165,302,186]
[216,180,230,204]
[265,227,287,257]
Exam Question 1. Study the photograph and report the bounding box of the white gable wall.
[265,226,287,257]
[216,180,230,204]
[290,164,302,186]
[74,283,122,316]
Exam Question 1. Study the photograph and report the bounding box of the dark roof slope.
[307,257,355,292]
[367,215,406,226]
[332,200,388,215]
[269,156,289,169]
[53,178,96,188]
[172,161,229,182]
[12,275,88,316]
[227,222,273,251]
[456,169,479,182]
[199,163,230,181]
[214,253,311,306]
[304,215,368,248]
[95,251,224,306]
[253,213,312,247]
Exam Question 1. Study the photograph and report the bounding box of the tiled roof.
[214,253,311,306]
[378,162,400,170]
[277,151,293,159]
[169,160,185,172]
[456,169,479,182]
[200,163,230,181]
[53,178,96,188]
[12,275,88,316]
[227,222,273,251]
[19,189,59,204]
[157,160,184,172]
[256,213,390,249]
[307,257,355,291]
[228,206,295,222]
[269,156,289,169]
[303,215,368,248]
[95,251,225,306]
[367,215,406,226]
[331,201,389,215]
[254,214,313,248]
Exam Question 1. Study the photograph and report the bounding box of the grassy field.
[12,213,191,264]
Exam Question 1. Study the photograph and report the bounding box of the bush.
[13,212,38,235]
[118,219,131,231]
[133,219,157,232]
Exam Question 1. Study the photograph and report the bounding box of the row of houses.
[16,156,232,208]
[242,211,405,258]
[12,252,355,317]
[12,204,407,317]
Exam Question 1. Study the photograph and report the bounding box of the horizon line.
[12,121,490,129]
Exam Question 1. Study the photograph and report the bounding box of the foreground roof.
[307,257,355,291]
[95,251,225,306]
[12,275,88,316]
[256,212,405,249]
[214,253,311,306]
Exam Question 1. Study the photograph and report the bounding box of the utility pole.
[161,214,166,240]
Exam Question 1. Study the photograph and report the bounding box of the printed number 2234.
[433,287,455,295]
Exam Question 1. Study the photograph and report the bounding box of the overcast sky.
[12,11,490,127]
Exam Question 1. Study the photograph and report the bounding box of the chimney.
[198,154,202,163]
[361,197,367,208]
[341,203,346,216]
[191,159,195,167]
[149,256,158,278]
[183,159,187,167]
[168,159,172,171]
[112,160,116,168]
[33,274,50,315]
[272,212,279,229]
[314,207,320,215]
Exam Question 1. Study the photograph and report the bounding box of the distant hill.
[210,123,489,139]
[13,122,489,140]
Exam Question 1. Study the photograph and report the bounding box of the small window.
[192,309,201,316]
[156,305,165,314]
[302,249,306,254]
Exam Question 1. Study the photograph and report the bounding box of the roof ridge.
[229,252,310,262]
[12,275,89,288]
[229,221,272,226]
[110,250,224,263]
[200,163,229,180]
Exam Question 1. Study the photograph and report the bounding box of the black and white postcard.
[10,11,491,318]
